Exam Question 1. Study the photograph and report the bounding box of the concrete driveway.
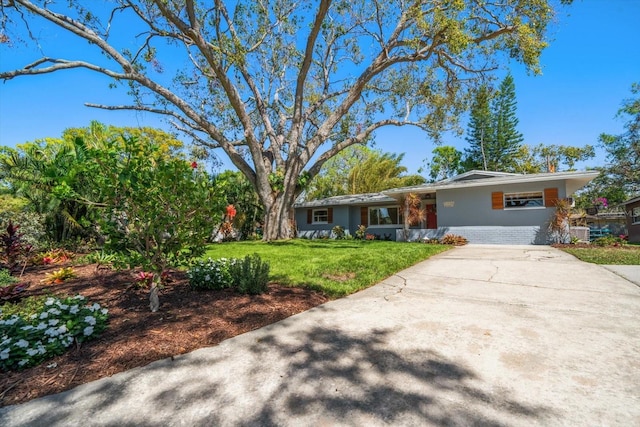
[2,245,639,426]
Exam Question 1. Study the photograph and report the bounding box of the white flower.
[39,312,49,319]
[57,325,68,334]
[4,316,18,325]
[21,325,34,331]
[0,348,9,360]
[205,275,211,281]
[91,303,101,311]
[69,305,79,315]
[101,308,108,315]
[38,346,47,355]
[48,319,60,326]
[18,359,29,367]
[84,316,96,326]
[45,328,58,337]
[15,339,29,348]
[26,348,38,356]
[36,322,48,330]
[48,308,61,315]
[45,298,56,306]
[58,304,69,310]
[83,326,94,336]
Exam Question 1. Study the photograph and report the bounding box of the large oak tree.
[0,0,570,239]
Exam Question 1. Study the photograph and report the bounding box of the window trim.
[632,206,640,225]
[368,205,402,227]
[312,208,329,224]
[503,191,545,210]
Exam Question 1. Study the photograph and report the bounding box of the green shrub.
[0,295,48,319]
[0,212,48,252]
[332,225,346,240]
[230,254,270,295]
[0,295,108,370]
[188,258,236,290]
[0,268,19,287]
[593,235,627,247]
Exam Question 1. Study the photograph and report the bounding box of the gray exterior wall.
[296,179,571,244]
[399,226,548,245]
[436,180,567,227]
[295,205,351,238]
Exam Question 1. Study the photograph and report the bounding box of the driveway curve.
[2,244,639,426]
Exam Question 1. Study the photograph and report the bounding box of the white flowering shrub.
[0,295,108,371]
[188,258,237,290]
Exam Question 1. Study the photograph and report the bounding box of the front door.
[425,204,437,229]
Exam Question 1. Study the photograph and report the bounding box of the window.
[504,191,544,209]
[369,206,401,226]
[312,209,329,224]
[632,207,640,225]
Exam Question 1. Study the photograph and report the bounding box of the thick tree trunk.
[261,192,295,241]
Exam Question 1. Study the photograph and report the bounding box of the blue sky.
[1,1,639,175]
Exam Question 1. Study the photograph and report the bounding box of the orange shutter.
[544,188,559,207]
[307,209,312,224]
[491,192,504,210]
[360,207,368,226]
[327,207,333,223]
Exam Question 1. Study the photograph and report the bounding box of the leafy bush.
[332,225,346,240]
[1,221,33,274]
[0,269,19,287]
[32,249,73,265]
[439,234,468,246]
[41,267,76,284]
[230,254,270,295]
[0,295,108,370]
[593,235,627,247]
[355,225,366,240]
[0,211,47,252]
[188,258,236,290]
[0,295,48,319]
[79,250,117,270]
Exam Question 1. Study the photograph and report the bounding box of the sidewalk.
[1,245,639,426]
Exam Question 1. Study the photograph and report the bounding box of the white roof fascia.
[383,171,601,197]
[623,195,640,205]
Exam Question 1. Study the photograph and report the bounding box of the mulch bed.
[0,263,328,407]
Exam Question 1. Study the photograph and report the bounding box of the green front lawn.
[561,246,640,265]
[203,239,450,298]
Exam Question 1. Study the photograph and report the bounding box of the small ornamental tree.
[89,136,224,285]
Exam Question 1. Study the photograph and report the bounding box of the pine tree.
[463,85,493,170]
[463,75,524,172]
[490,74,524,171]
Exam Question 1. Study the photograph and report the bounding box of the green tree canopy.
[599,83,640,195]
[305,145,373,200]
[1,0,571,239]
[348,152,426,194]
[306,146,425,199]
[423,146,464,181]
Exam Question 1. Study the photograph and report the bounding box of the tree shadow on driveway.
[1,319,555,426]
[237,326,553,426]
